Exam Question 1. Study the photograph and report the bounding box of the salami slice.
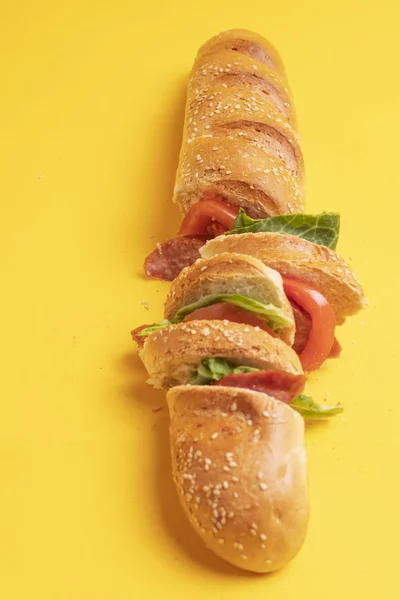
[290,299,341,359]
[214,369,307,403]
[144,236,205,281]
[131,324,149,347]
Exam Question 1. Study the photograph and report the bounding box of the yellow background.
[1,1,400,597]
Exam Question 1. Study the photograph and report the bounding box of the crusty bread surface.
[140,320,303,389]
[201,232,365,323]
[167,385,309,573]
[164,252,295,344]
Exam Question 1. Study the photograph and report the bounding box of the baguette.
[173,29,304,218]
[140,320,303,390]
[201,232,365,323]
[133,29,364,573]
[167,385,309,573]
[164,252,295,345]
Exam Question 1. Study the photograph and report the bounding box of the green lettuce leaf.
[136,319,171,336]
[228,209,340,250]
[188,358,259,385]
[173,293,292,331]
[289,394,343,419]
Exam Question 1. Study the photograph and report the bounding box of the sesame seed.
[241,554,248,560]
[225,452,233,459]
[228,511,234,518]
[257,472,263,480]
[203,485,210,492]
[222,481,229,489]
[261,543,266,549]
[231,476,239,482]
[251,522,258,530]
[263,411,270,417]
[213,489,220,496]
[264,559,272,564]
[195,497,201,504]
[247,420,253,426]
[260,533,267,540]
[204,465,209,471]
[211,433,218,440]
[259,483,267,490]
[205,458,211,465]
[217,538,224,544]
[223,466,230,472]
[233,491,239,498]
[250,529,257,536]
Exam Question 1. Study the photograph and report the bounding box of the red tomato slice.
[183,302,277,337]
[282,278,336,372]
[290,299,341,359]
[214,369,307,403]
[178,196,239,236]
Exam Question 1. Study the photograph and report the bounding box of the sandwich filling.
[188,358,343,419]
[133,293,292,340]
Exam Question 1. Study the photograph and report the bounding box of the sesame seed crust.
[201,233,365,323]
[140,319,302,390]
[171,28,303,219]
[167,384,309,574]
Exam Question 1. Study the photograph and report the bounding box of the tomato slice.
[214,369,307,403]
[183,302,277,336]
[290,299,341,359]
[282,278,336,372]
[178,196,239,236]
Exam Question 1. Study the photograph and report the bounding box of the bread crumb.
[141,301,150,310]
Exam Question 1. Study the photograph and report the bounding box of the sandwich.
[130,29,365,573]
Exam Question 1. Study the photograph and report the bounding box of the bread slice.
[164,252,295,345]
[139,320,303,390]
[167,385,309,573]
[201,232,365,324]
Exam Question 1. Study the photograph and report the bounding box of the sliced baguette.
[167,385,309,573]
[140,320,303,390]
[164,252,295,345]
[201,232,365,324]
